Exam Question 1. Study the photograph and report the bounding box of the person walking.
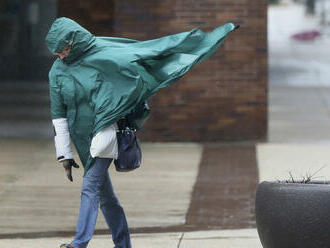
[45,17,237,248]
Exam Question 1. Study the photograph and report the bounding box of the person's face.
[54,44,71,60]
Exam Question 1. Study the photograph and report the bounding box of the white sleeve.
[52,118,74,162]
[90,123,118,159]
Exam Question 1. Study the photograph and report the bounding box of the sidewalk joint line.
[177,232,184,248]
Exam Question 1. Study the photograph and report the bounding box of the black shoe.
[60,244,75,248]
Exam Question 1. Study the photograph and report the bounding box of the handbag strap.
[117,115,137,132]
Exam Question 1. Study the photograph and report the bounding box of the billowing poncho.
[45,17,235,173]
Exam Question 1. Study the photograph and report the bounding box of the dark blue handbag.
[114,127,142,172]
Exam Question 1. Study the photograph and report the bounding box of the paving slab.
[0,232,181,248]
[268,86,330,143]
[0,229,261,248]
[0,139,49,194]
[0,139,201,234]
[257,143,330,182]
[186,143,257,230]
[181,229,261,248]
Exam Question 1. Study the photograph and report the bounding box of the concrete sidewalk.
[0,229,261,248]
[260,0,330,185]
[0,141,201,234]
[0,140,260,247]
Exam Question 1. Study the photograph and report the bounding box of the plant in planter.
[256,171,330,248]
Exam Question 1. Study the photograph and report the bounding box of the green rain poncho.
[45,17,235,173]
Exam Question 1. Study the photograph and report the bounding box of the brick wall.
[58,0,268,142]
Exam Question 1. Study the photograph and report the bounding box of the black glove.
[62,159,80,182]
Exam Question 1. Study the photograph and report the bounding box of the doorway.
[0,0,57,80]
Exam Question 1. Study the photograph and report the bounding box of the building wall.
[58,0,268,142]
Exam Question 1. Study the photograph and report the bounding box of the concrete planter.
[256,181,330,248]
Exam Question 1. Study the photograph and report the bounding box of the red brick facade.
[59,0,268,142]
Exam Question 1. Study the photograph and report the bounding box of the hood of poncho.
[45,17,96,64]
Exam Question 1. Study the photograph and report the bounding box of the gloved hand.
[61,159,80,182]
